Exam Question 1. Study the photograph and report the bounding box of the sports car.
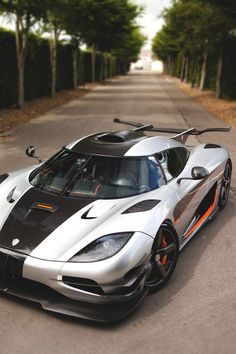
[0,118,232,322]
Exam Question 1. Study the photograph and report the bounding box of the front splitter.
[1,277,148,323]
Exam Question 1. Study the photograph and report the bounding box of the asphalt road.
[0,72,235,354]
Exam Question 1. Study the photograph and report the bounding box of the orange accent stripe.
[184,192,218,239]
[174,218,180,225]
[36,203,54,210]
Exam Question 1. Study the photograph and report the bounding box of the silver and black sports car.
[0,119,232,322]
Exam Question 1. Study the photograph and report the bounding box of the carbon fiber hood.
[0,183,165,261]
[0,187,95,255]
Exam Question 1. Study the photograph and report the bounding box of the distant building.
[131,47,163,72]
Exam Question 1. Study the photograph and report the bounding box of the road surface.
[0,72,235,354]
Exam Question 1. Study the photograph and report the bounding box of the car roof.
[68,130,185,157]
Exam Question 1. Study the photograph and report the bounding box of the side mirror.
[26,146,35,157]
[191,166,209,180]
[25,146,42,163]
[177,166,209,184]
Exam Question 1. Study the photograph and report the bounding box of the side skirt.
[179,182,219,251]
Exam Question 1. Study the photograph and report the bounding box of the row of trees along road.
[0,0,145,108]
[152,0,236,99]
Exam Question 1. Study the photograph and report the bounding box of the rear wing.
[114,118,230,143]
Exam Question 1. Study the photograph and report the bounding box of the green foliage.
[0,28,119,108]
[77,0,141,52]
[0,0,47,22]
[152,0,236,98]
[0,0,143,107]
[222,38,236,99]
[81,51,109,83]
[152,0,226,61]
[0,29,17,107]
[112,28,146,63]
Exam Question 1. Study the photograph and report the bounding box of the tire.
[145,222,179,291]
[218,160,232,210]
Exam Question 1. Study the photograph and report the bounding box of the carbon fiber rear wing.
[114,118,230,143]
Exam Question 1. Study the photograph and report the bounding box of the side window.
[147,156,166,188]
[156,148,189,181]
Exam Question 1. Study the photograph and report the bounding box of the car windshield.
[30,150,164,199]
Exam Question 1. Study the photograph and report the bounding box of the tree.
[77,0,141,82]
[152,0,236,98]
[42,0,69,98]
[62,0,86,89]
[200,0,236,97]
[113,28,146,73]
[0,0,46,107]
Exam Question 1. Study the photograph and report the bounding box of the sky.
[132,0,172,47]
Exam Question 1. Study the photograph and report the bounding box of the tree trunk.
[164,61,168,74]
[112,58,116,77]
[72,45,78,90]
[180,56,186,81]
[200,50,208,91]
[184,56,189,82]
[117,61,120,76]
[169,57,173,76]
[191,61,198,88]
[99,55,104,82]
[50,29,58,98]
[167,56,172,75]
[91,44,96,83]
[17,54,25,108]
[216,44,224,99]
[109,57,113,78]
[15,17,28,109]
[104,55,108,79]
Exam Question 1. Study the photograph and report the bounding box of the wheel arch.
[153,218,179,249]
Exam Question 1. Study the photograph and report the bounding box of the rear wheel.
[145,223,179,291]
[218,160,232,210]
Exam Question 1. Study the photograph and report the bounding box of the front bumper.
[0,232,153,322]
[2,277,148,322]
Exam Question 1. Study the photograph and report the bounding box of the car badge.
[12,238,20,246]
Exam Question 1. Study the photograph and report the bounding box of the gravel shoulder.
[0,84,99,135]
[169,76,236,129]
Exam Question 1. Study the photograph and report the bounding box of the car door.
[156,147,208,236]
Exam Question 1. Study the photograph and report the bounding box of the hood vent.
[122,199,160,214]
[81,206,97,220]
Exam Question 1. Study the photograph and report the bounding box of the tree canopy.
[0,0,145,105]
[152,0,236,98]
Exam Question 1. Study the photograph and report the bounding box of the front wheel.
[145,223,179,291]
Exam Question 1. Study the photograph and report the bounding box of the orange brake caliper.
[161,238,168,266]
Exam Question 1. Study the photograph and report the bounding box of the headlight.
[69,232,133,263]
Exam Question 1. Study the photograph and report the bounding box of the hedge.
[0,29,126,109]
[165,37,236,99]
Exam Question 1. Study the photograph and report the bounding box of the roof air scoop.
[95,130,145,144]
[96,133,125,143]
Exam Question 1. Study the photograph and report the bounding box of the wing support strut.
[114,118,230,142]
